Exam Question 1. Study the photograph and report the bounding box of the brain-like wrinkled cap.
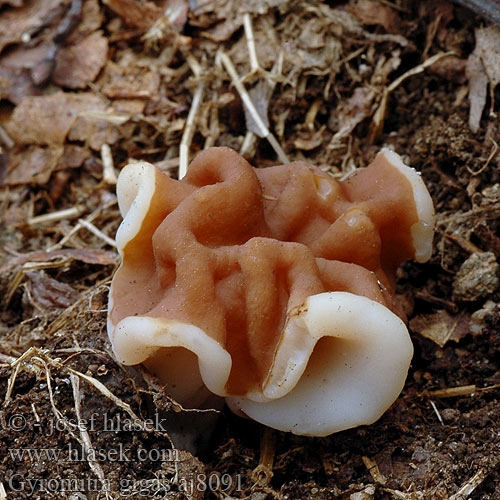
[107,147,434,436]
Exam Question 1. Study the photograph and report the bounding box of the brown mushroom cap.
[108,147,434,435]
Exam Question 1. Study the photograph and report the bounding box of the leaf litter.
[0,0,499,498]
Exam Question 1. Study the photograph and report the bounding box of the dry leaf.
[0,248,118,272]
[348,0,401,33]
[475,26,500,89]
[6,92,120,149]
[0,41,57,103]
[466,26,500,133]
[429,55,466,83]
[0,65,40,104]
[466,52,488,133]
[244,81,273,138]
[2,145,63,185]
[101,0,163,30]
[24,270,79,310]
[0,0,65,54]
[53,31,108,89]
[1,144,90,186]
[330,87,376,145]
[410,310,469,347]
[99,60,160,100]
[195,0,290,41]
[71,0,104,37]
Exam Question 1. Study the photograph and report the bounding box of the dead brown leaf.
[429,55,466,83]
[0,248,118,273]
[329,87,376,145]
[466,26,500,133]
[53,31,108,89]
[0,0,23,6]
[0,65,40,104]
[348,0,401,33]
[101,0,163,30]
[99,60,160,100]
[195,0,290,41]
[0,0,65,54]
[1,144,90,186]
[5,92,120,149]
[24,270,79,310]
[71,0,104,37]
[466,52,488,133]
[410,310,470,347]
[0,41,56,102]
[2,145,63,185]
[475,26,500,90]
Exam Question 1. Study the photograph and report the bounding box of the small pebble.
[453,251,499,301]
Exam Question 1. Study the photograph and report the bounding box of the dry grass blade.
[78,218,117,248]
[101,143,117,184]
[422,384,500,398]
[368,51,455,143]
[449,467,493,500]
[4,257,74,309]
[70,373,110,492]
[27,206,85,225]
[179,83,205,179]
[243,13,259,74]
[362,456,387,485]
[67,367,173,447]
[251,428,276,486]
[0,123,14,149]
[219,51,289,164]
[430,400,444,426]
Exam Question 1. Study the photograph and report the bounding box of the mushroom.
[108,147,434,436]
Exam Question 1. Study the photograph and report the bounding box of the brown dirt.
[0,0,499,499]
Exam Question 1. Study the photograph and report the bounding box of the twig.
[70,373,109,490]
[243,13,259,74]
[421,384,500,398]
[430,400,444,426]
[362,456,387,485]
[240,131,258,157]
[368,51,455,143]
[78,218,117,248]
[27,206,84,225]
[220,51,289,164]
[448,468,492,500]
[45,203,114,252]
[101,143,117,185]
[251,428,276,487]
[445,232,482,254]
[0,123,14,149]
[179,83,205,179]
[467,139,498,176]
